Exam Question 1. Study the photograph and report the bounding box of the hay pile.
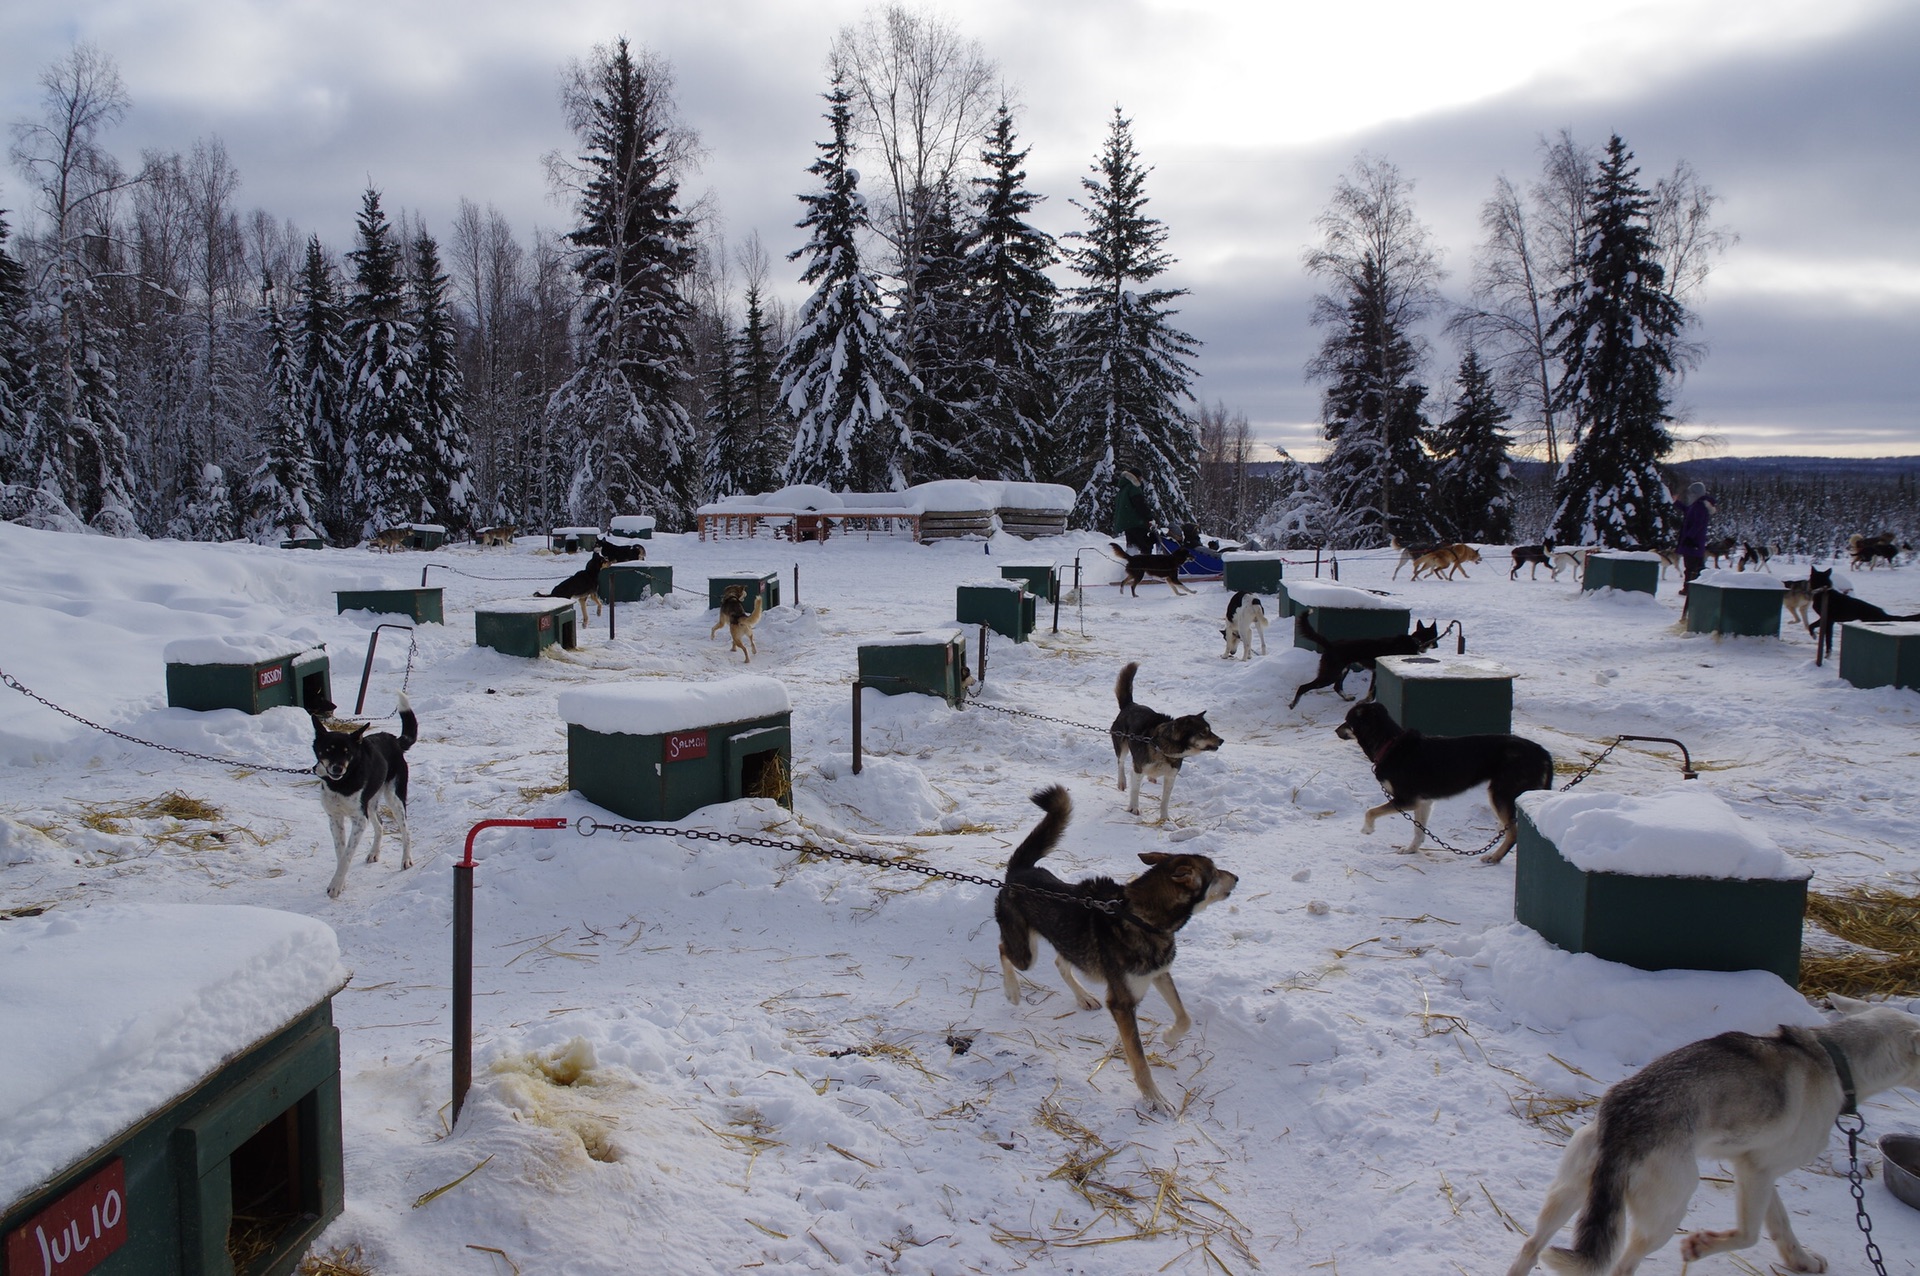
[1801,885,1920,999]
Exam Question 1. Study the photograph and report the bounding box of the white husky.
[1507,1001,1920,1275]
[1220,591,1269,660]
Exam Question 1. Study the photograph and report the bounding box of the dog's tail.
[1115,661,1140,708]
[747,596,765,625]
[1109,542,1133,563]
[395,691,418,752]
[1006,785,1071,874]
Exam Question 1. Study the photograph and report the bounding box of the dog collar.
[1368,733,1408,768]
[1817,1036,1859,1115]
[1120,909,1172,936]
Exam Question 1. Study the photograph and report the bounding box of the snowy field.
[2,519,1919,1275]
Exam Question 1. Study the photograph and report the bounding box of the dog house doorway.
[728,725,791,807]
[225,1096,320,1273]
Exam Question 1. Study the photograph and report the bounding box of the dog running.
[1110,542,1195,596]
[311,694,418,899]
[1505,1002,1920,1275]
[1110,662,1222,823]
[1510,543,1585,583]
[710,583,765,663]
[544,551,606,626]
[1334,700,1553,862]
[1288,616,1440,709]
[368,527,410,552]
[994,785,1238,1116]
[1220,591,1269,660]
[474,524,516,548]
[1391,540,1442,580]
[1850,531,1910,570]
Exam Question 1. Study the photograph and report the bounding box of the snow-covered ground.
[2,519,1918,1275]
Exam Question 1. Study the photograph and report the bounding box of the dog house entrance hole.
[226,1101,313,1273]
[740,748,788,803]
[298,669,330,713]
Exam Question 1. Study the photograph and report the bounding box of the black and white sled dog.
[1220,591,1269,660]
[1110,662,1223,823]
[1506,1001,1920,1276]
[994,785,1238,1116]
[1334,700,1552,862]
[311,693,417,899]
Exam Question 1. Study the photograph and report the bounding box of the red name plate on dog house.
[257,664,284,689]
[664,730,709,762]
[5,1158,128,1276]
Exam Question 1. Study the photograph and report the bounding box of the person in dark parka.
[1676,480,1717,592]
[1113,470,1156,553]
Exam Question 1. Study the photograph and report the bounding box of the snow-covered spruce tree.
[1303,156,1444,548]
[410,231,476,531]
[291,236,353,540]
[961,104,1057,482]
[0,211,36,494]
[343,187,426,535]
[244,274,320,540]
[900,179,975,480]
[700,318,747,499]
[778,73,917,491]
[1547,135,1689,550]
[1056,108,1198,533]
[1431,349,1513,544]
[546,38,701,528]
[733,279,787,494]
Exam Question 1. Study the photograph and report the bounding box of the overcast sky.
[5,0,1916,460]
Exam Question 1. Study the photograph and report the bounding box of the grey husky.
[1110,662,1223,823]
[1507,1003,1920,1275]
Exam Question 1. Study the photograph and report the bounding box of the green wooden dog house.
[599,563,674,603]
[334,586,444,625]
[1685,571,1784,638]
[1581,551,1661,596]
[164,636,333,716]
[707,572,781,611]
[549,526,601,553]
[858,629,969,706]
[1221,552,1286,595]
[1373,654,1515,736]
[1839,620,1920,692]
[1283,580,1410,652]
[957,579,1035,642]
[1513,790,1809,985]
[475,598,578,658]
[278,537,323,551]
[402,523,446,551]
[999,562,1059,603]
[561,676,793,821]
[608,515,656,541]
[0,905,346,1276]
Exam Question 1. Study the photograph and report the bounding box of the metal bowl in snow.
[1881,1133,1920,1211]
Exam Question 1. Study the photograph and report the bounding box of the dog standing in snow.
[1220,591,1268,660]
[311,694,417,899]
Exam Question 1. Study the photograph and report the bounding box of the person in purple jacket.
[1676,480,1717,593]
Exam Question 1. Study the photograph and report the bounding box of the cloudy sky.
[5,0,1916,460]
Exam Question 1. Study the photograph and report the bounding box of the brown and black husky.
[1110,662,1222,823]
[1806,565,1920,649]
[1109,542,1195,595]
[995,785,1238,1116]
[1288,615,1440,709]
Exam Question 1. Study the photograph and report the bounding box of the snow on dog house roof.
[0,903,346,1207]
[1283,580,1403,610]
[162,632,320,666]
[559,675,791,737]
[1693,568,1784,590]
[861,628,964,647]
[1517,789,1808,881]
[608,515,656,533]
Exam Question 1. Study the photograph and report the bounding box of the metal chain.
[1838,1113,1889,1275]
[1393,738,1623,857]
[0,666,316,775]
[575,815,1121,914]
[963,698,1163,746]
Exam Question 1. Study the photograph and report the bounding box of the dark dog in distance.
[1850,532,1910,570]
[1111,662,1222,822]
[311,694,418,899]
[995,785,1238,1116]
[1110,542,1195,596]
[1334,700,1553,863]
[1289,616,1439,709]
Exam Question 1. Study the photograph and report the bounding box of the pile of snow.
[161,633,318,666]
[558,676,791,736]
[1694,568,1784,591]
[1284,580,1402,610]
[0,903,346,1204]
[1519,789,1808,880]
